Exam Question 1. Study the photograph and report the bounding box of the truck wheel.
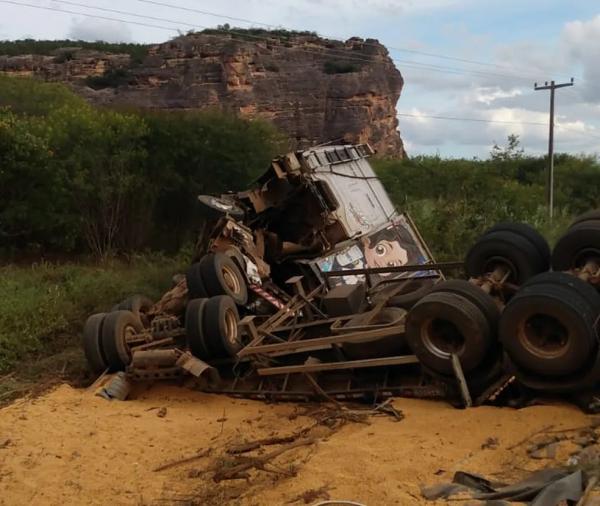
[465,230,548,284]
[200,253,248,305]
[551,220,600,271]
[484,222,551,266]
[499,282,598,377]
[101,310,143,371]
[430,279,500,331]
[112,295,153,326]
[570,210,600,228]
[82,313,108,373]
[386,279,435,310]
[406,291,492,375]
[343,307,407,360]
[185,298,211,360]
[203,296,242,358]
[522,271,600,313]
[186,261,208,299]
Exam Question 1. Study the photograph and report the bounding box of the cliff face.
[0,32,405,157]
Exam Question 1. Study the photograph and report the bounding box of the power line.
[397,112,547,126]
[49,0,529,81]
[129,0,576,80]
[398,111,600,140]
[0,0,180,32]
[1,0,537,83]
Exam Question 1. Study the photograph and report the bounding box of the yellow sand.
[0,383,590,505]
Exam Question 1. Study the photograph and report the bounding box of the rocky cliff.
[0,31,405,157]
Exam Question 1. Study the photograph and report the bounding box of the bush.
[374,151,600,260]
[0,76,286,257]
[0,254,186,373]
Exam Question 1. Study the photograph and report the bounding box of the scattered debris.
[481,437,499,450]
[153,448,212,472]
[286,484,331,504]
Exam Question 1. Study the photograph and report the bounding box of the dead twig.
[227,434,300,455]
[153,448,212,472]
[372,398,404,421]
[213,437,316,482]
[507,424,554,450]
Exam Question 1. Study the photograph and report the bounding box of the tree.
[490,134,525,161]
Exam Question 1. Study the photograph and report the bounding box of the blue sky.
[1,0,599,158]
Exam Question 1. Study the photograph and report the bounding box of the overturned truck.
[83,145,600,409]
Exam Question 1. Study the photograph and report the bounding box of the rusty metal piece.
[147,277,188,317]
[95,372,131,401]
[176,352,221,384]
[239,323,406,358]
[131,349,181,368]
[451,353,472,408]
[257,355,419,376]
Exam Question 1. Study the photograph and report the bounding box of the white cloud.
[561,15,600,102]
[68,17,132,43]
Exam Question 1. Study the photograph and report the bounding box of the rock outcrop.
[0,32,405,157]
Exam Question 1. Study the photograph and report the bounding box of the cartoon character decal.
[315,215,432,286]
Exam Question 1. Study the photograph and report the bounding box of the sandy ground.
[0,382,594,505]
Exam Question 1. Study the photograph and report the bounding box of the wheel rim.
[224,308,238,345]
[222,265,242,295]
[483,255,517,282]
[518,313,569,359]
[572,247,600,269]
[421,317,465,358]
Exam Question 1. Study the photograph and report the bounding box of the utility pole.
[534,78,574,220]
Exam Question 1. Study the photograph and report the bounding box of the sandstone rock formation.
[0,31,405,157]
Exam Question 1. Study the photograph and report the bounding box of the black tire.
[551,220,600,271]
[101,310,143,371]
[499,282,598,377]
[186,261,209,299]
[509,350,600,393]
[119,295,153,314]
[203,296,242,358]
[386,278,435,310]
[465,230,548,285]
[343,307,407,360]
[406,291,492,375]
[570,210,600,228]
[484,222,551,266]
[430,279,500,331]
[82,313,108,373]
[522,271,600,313]
[185,298,211,360]
[200,252,248,305]
[114,294,154,327]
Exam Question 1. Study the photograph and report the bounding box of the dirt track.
[0,383,592,505]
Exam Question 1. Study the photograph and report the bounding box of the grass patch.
[0,253,187,374]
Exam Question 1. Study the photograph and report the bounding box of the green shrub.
[323,60,362,74]
[0,75,285,257]
[0,39,148,62]
[0,254,186,373]
[85,68,133,89]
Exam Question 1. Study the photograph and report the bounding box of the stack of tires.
[82,295,152,373]
[499,212,600,393]
[405,223,551,394]
[184,251,249,362]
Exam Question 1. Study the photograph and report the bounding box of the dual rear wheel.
[82,309,144,372]
[185,295,242,361]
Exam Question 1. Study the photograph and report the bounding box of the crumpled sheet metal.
[421,469,584,505]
